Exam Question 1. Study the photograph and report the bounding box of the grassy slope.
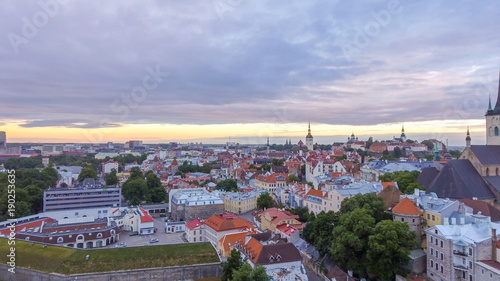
[0,238,219,275]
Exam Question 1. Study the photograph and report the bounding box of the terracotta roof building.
[392,197,423,246]
[203,213,255,245]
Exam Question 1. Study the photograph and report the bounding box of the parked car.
[129,231,139,236]
[115,242,126,248]
[150,238,159,243]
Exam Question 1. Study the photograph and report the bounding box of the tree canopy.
[216,179,238,192]
[104,169,118,185]
[221,249,243,281]
[78,166,97,182]
[257,192,274,210]
[379,170,424,194]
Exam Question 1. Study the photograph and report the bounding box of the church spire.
[308,122,311,134]
[402,124,405,134]
[466,126,471,148]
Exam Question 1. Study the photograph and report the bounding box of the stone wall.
[186,204,224,222]
[0,263,222,281]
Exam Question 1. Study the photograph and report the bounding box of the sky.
[0,0,499,145]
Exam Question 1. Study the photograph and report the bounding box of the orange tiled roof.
[381,182,396,189]
[306,189,327,198]
[204,214,254,232]
[243,237,264,264]
[392,197,421,215]
[262,173,288,183]
[219,230,259,252]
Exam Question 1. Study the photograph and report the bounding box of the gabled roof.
[427,160,495,200]
[262,208,300,225]
[219,230,258,252]
[461,198,500,222]
[468,145,500,165]
[417,167,439,188]
[392,197,421,215]
[240,237,302,265]
[186,218,203,230]
[139,208,154,223]
[377,184,402,209]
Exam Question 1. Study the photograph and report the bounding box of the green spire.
[489,95,493,111]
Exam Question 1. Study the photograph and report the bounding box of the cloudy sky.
[1,0,499,145]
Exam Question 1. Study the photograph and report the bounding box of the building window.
[432,215,435,221]
[441,253,443,260]
[97,233,103,238]
[469,248,473,255]
[194,237,196,242]
[431,237,433,243]
[441,266,443,273]
[440,240,443,248]
[430,260,433,267]
[57,237,63,243]
[427,214,430,220]
[431,248,433,255]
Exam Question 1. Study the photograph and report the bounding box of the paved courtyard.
[102,217,186,248]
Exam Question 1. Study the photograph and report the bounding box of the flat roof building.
[43,178,121,212]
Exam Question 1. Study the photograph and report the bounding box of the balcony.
[453,250,467,256]
[453,263,467,271]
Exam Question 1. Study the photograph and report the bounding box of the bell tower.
[485,71,500,145]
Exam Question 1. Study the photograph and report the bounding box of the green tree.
[104,169,119,185]
[232,263,271,281]
[366,220,416,280]
[129,167,143,180]
[78,166,97,181]
[216,179,238,192]
[339,193,389,223]
[257,192,274,210]
[122,178,148,202]
[421,140,434,150]
[288,174,300,183]
[331,208,376,278]
[221,249,243,281]
[146,173,161,190]
[393,147,402,158]
[271,158,285,166]
[151,187,167,203]
[303,211,338,256]
[290,206,311,222]
[379,170,425,194]
[365,137,374,149]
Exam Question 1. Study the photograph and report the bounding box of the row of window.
[429,260,444,274]
[430,236,444,248]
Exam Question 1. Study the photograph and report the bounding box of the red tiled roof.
[186,218,203,230]
[479,260,500,271]
[262,208,300,225]
[204,214,254,232]
[392,197,421,215]
[0,218,55,236]
[112,208,120,214]
[139,208,154,223]
[276,224,298,236]
[171,158,178,165]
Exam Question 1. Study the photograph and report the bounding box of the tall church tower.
[306,122,313,151]
[486,72,500,145]
[466,126,471,148]
[400,124,407,142]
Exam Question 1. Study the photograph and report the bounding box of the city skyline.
[1,1,500,145]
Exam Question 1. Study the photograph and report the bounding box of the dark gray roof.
[469,145,500,165]
[417,167,439,188]
[427,160,495,200]
[485,176,500,193]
